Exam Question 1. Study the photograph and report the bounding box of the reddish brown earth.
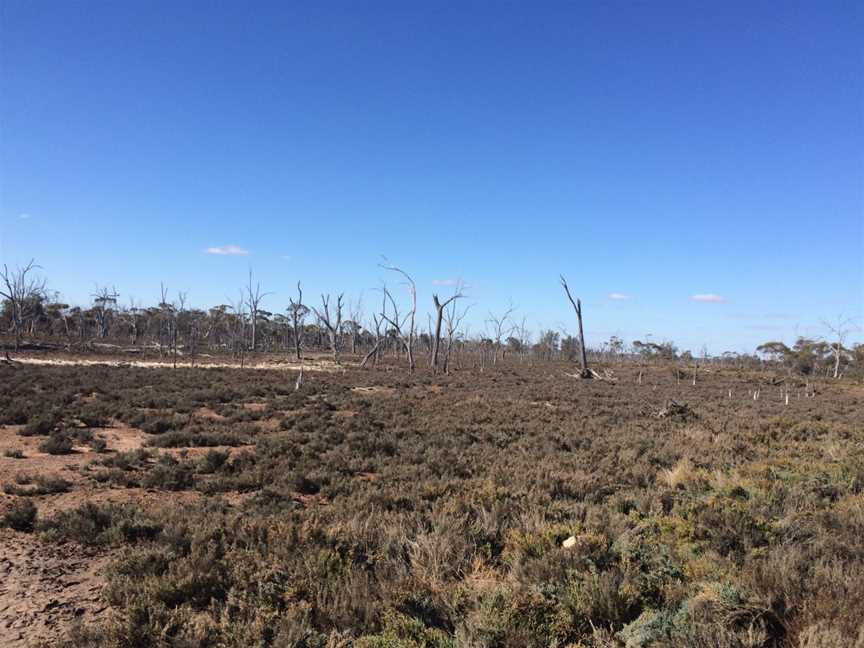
[0,529,110,646]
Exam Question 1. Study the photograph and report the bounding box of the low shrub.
[89,437,108,453]
[39,502,162,546]
[39,433,74,455]
[19,414,57,437]
[4,474,71,495]
[197,449,230,474]
[2,498,38,532]
[147,429,248,448]
[142,457,195,491]
[97,448,152,471]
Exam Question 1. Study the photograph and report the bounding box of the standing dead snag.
[0,260,46,352]
[91,285,120,339]
[486,303,516,365]
[379,262,417,372]
[823,315,855,379]
[361,290,387,369]
[431,287,464,374]
[559,275,590,378]
[312,293,343,363]
[244,269,272,352]
[288,282,308,360]
[443,297,471,373]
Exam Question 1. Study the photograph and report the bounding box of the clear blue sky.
[1,1,861,353]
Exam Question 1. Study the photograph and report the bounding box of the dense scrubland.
[1,354,863,647]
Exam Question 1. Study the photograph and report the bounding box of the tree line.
[2,259,861,378]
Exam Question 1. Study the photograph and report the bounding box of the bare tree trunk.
[312,293,343,363]
[560,275,590,378]
[361,341,381,368]
[379,263,418,373]
[431,292,462,373]
[245,270,271,353]
[289,282,307,361]
[1,260,47,354]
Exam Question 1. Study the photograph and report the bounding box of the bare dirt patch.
[0,530,109,647]
[10,355,344,373]
[351,385,396,396]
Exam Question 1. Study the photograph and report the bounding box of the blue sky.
[1,1,861,353]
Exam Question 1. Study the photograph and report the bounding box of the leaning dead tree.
[0,259,46,352]
[312,293,344,362]
[379,262,417,372]
[559,275,590,378]
[431,286,464,373]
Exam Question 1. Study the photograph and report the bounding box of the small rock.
[562,535,577,549]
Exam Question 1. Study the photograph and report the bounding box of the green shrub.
[89,437,108,453]
[39,502,162,546]
[19,414,56,436]
[2,498,37,532]
[142,457,195,491]
[3,474,71,495]
[197,449,230,474]
[39,433,74,455]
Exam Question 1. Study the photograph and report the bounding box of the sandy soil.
[0,423,197,646]
[7,355,342,372]
[0,530,110,646]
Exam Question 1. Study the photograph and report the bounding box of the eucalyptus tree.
[0,259,46,351]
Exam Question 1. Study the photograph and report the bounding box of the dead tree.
[379,263,417,372]
[0,260,46,351]
[312,293,344,362]
[431,286,464,374]
[158,283,173,358]
[244,269,271,352]
[823,316,855,379]
[126,298,143,346]
[560,275,590,378]
[228,293,247,367]
[287,282,308,360]
[515,316,531,363]
[91,285,120,339]
[347,296,364,354]
[486,303,516,365]
[361,291,387,369]
[172,291,187,369]
[443,296,471,373]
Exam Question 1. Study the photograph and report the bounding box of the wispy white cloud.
[18,213,31,220]
[280,255,291,261]
[205,244,248,256]
[691,293,727,303]
[608,292,631,301]
[432,279,458,286]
